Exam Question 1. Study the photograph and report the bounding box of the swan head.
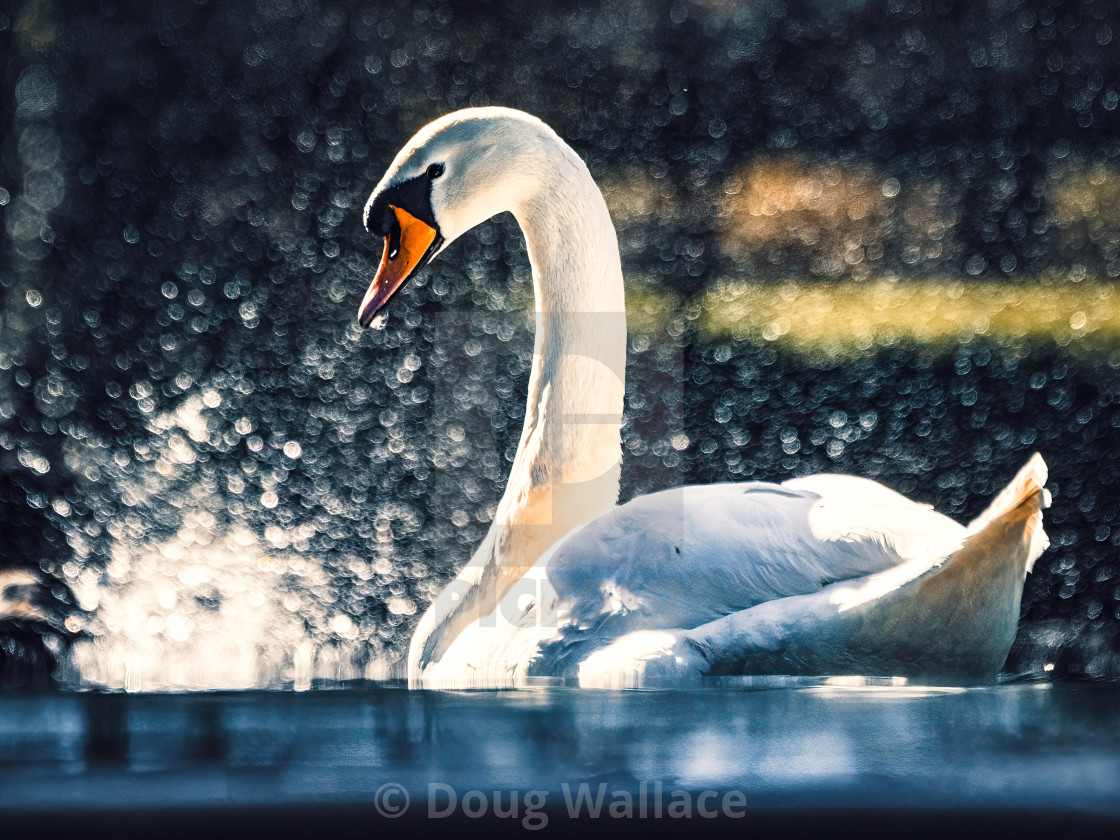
[358,107,555,326]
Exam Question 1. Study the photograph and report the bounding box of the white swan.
[357,107,1050,688]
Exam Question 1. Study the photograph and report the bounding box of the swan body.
[356,107,1049,688]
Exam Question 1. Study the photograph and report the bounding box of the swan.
[356,107,1050,688]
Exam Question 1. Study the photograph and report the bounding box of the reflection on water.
[707,674,971,698]
[1,684,1118,820]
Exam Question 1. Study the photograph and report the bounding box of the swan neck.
[495,136,626,552]
[407,115,627,674]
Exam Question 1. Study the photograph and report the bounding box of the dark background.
[1,0,1118,686]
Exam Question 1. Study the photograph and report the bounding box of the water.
[2,682,1119,831]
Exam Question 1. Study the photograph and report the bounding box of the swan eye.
[427,163,445,179]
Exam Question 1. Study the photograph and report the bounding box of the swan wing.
[577,456,1050,686]
[544,478,968,634]
[417,477,970,686]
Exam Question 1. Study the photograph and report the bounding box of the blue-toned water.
[2,682,1119,833]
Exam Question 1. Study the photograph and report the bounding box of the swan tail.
[966,452,1050,574]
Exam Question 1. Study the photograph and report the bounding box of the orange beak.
[358,205,439,327]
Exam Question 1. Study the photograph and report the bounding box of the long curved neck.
[471,140,627,580]
[410,132,626,676]
[508,145,627,523]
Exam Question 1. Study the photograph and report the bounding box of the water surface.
[3,682,1119,818]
